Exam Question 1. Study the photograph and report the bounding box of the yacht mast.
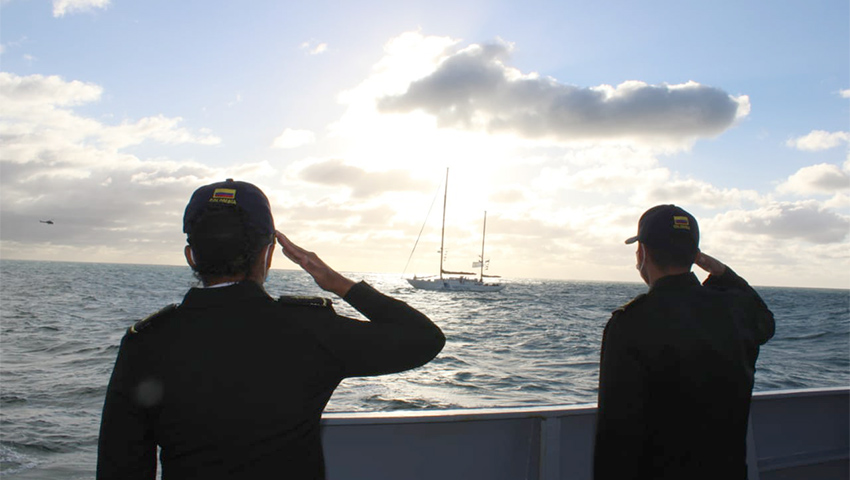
[439,168,448,280]
[479,211,487,282]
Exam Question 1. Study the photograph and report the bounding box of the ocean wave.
[0,394,28,406]
[0,443,39,476]
[772,331,832,342]
[364,395,436,410]
[430,354,470,367]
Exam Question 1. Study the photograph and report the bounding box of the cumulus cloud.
[713,202,850,244]
[0,72,102,108]
[53,0,109,17]
[0,72,235,260]
[840,89,850,99]
[0,156,277,266]
[0,73,221,149]
[825,192,850,209]
[377,40,749,144]
[271,128,316,149]
[0,73,220,160]
[296,159,431,198]
[777,163,850,195]
[786,130,850,151]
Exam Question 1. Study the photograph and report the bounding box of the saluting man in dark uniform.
[97,179,446,480]
[593,205,775,480]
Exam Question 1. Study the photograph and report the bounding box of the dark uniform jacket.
[97,281,445,480]
[594,269,775,480]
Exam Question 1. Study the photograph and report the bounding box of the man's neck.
[203,274,255,288]
[203,277,241,288]
[647,266,691,287]
[198,247,270,288]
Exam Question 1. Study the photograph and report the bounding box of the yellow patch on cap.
[673,215,690,230]
[210,188,237,205]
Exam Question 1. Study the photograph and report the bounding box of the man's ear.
[184,245,196,268]
[264,243,274,271]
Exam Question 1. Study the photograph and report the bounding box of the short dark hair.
[186,204,272,282]
[645,244,696,270]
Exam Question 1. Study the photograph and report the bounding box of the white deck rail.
[322,387,849,480]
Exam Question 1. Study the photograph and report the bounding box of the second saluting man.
[594,204,775,479]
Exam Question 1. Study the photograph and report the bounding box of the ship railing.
[321,386,849,480]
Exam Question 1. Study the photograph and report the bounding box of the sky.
[1,0,848,289]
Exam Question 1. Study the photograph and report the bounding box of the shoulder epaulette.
[612,293,647,315]
[128,303,179,334]
[277,295,333,308]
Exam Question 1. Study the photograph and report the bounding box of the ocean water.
[1,259,848,478]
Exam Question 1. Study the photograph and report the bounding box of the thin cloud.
[226,93,242,107]
[642,178,760,209]
[300,41,329,55]
[271,128,316,149]
[713,202,850,244]
[490,188,527,204]
[277,199,398,229]
[561,164,669,194]
[840,89,850,99]
[786,130,850,151]
[53,0,110,17]
[0,36,29,55]
[534,159,759,209]
[296,159,432,198]
[377,40,750,144]
[101,116,221,149]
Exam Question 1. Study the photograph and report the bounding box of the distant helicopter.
[39,219,54,225]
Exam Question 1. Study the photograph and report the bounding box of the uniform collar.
[181,280,271,307]
[650,271,700,291]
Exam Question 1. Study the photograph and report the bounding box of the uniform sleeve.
[96,335,157,480]
[703,267,775,345]
[593,313,648,480]
[310,281,445,377]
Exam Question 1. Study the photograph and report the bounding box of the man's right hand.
[275,230,355,298]
[695,251,727,276]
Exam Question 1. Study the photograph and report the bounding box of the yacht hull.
[407,277,506,292]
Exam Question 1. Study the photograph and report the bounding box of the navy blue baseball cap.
[625,204,699,254]
[183,179,274,236]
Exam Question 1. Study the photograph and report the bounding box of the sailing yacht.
[407,170,505,292]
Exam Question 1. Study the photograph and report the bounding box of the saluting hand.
[695,251,727,277]
[275,231,355,297]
